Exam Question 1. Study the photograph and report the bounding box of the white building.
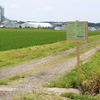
[88,27,96,31]
[54,25,66,30]
[2,20,19,28]
[21,22,53,28]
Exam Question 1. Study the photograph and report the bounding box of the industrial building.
[0,6,4,24]
[0,6,19,28]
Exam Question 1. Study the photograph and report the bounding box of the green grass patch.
[12,91,66,100]
[0,74,25,85]
[61,93,97,100]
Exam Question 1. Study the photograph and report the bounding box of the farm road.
[0,40,100,100]
[0,40,100,80]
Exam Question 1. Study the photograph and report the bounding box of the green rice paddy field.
[0,28,100,51]
[0,29,66,51]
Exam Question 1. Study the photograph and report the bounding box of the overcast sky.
[0,0,100,23]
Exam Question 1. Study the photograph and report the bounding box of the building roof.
[22,22,53,27]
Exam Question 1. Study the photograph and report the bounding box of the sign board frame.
[66,21,88,42]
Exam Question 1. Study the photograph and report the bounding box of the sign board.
[66,21,88,42]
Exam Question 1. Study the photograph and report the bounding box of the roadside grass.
[12,91,67,100]
[12,92,100,100]
[0,74,26,85]
[0,39,100,85]
[0,34,100,69]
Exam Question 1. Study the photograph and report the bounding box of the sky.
[0,0,100,23]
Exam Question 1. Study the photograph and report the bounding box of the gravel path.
[0,41,100,100]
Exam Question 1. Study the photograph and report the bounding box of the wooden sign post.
[77,42,80,80]
[66,20,88,81]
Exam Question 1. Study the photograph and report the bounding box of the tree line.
[88,22,100,27]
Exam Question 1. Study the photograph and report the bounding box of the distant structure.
[0,6,4,24]
[0,6,19,28]
[0,6,66,29]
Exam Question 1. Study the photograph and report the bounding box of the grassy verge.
[61,93,100,100]
[12,91,67,100]
[0,74,25,85]
[0,35,100,69]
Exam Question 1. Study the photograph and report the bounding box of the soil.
[0,40,100,100]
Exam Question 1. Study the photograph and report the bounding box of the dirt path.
[0,41,100,100]
[0,40,100,80]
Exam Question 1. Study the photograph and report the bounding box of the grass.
[61,93,99,100]
[0,74,25,85]
[12,90,100,100]
[12,91,66,100]
[12,92,100,100]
